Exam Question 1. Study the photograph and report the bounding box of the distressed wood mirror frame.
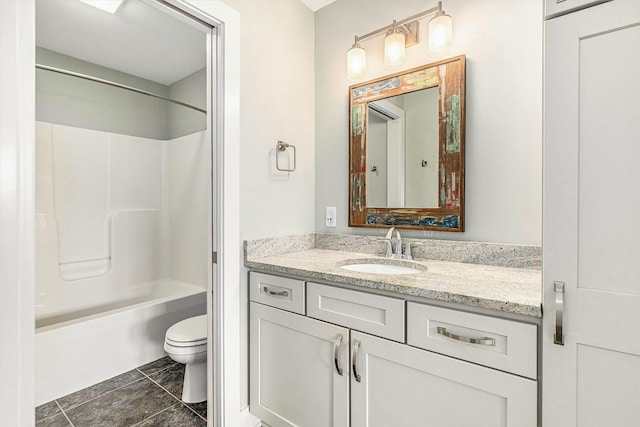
[348,55,466,231]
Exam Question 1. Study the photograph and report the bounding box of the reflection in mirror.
[367,87,439,208]
[349,55,465,231]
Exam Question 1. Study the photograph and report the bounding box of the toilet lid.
[165,314,207,346]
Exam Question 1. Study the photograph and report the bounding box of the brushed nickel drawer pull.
[352,339,362,382]
[554,281,565,345]
[437,326,496,346]
[334,334,344,376]
[262,286,289,298]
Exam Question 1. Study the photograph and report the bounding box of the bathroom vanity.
[246,243,541,427]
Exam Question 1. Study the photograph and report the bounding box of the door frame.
[0,0,244,425]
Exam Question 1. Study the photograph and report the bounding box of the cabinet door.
[543,2,640,426]
[249,302,349,427]
[545,0,609,18]
[350,331,536,427]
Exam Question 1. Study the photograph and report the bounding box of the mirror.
[349,55,465,231]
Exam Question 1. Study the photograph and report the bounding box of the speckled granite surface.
[246,248,542,318]
[315,233,541,269]
[244,233,541,270]
[244,234,315,259]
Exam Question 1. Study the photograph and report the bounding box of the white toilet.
[164,314,207,403]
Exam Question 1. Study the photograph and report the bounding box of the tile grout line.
[60,375,147,413]
[135,362,178,377]
[139,369,207,422]
[139,370,185,403]
[130,402,181,427]
[36,360,187,425]
[60,361,178,413]
[180,402,207,423]
[60,364,175,412]
[54,400,75,427]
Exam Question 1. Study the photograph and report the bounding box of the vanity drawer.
[306,282,405,342]
[407,302,537,379]
[249,272,305,315]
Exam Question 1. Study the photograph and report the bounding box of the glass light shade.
[384,32,406,69]
[347,46,367,81]
[428,13,453,57]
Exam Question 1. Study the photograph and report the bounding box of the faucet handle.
[383,240,393,258]
[404,242,413,260]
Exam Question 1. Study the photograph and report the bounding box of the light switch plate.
[325,207,336,227]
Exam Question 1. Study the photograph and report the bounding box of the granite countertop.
[246,248,542,318]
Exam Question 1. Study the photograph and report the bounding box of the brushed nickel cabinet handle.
[554,281,565,345]
[352,339,362,382]
[262,286,289,298]
[437,326,496,346]
[334,334,344,376]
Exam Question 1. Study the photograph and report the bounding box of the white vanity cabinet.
[249,302,350,427]
[249,272,538,427]
[351,330,536,427]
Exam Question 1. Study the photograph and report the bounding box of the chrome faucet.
[383,227,414,259]
[384,227,403,259]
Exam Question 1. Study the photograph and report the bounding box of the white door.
[543,2,640,426]
[249,302,349,427]
[544,0,609,18]
[350,331,536,427]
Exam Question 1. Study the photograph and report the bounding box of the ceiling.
[36,0,336,86]
[299,0,337,12]
[36,0,207,86]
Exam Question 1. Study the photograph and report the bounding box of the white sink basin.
[338,259,427,275]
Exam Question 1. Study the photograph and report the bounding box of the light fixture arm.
[353,1,442,45]
[346,1,451,81]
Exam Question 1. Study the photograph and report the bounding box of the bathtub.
[34,124,210,405]
[35,280,206,406]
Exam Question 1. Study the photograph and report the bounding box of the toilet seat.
[164,337,207,348]
[164,341,207,355]
[165,314,207,347]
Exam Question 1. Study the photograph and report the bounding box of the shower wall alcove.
[34,0,211,405]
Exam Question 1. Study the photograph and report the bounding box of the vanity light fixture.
[79,0,124,14]
[347,37,367,80]
[346,1,453,81]
[384,21,406,69]
[428,7,453,56]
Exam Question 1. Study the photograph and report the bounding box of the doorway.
[34,0,216,424]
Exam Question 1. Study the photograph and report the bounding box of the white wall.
[36,48,208,141]
[168,67,207,139]
[221,0,316,241]
[218,0,316,411]
[36,48,171,140]
[315,0,542,245]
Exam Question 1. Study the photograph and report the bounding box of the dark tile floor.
[35,357,207,427]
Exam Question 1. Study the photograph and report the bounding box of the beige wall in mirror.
[349,56,465,231]
[366,86,439,208]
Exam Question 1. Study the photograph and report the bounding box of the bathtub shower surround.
[35,122,208,405]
